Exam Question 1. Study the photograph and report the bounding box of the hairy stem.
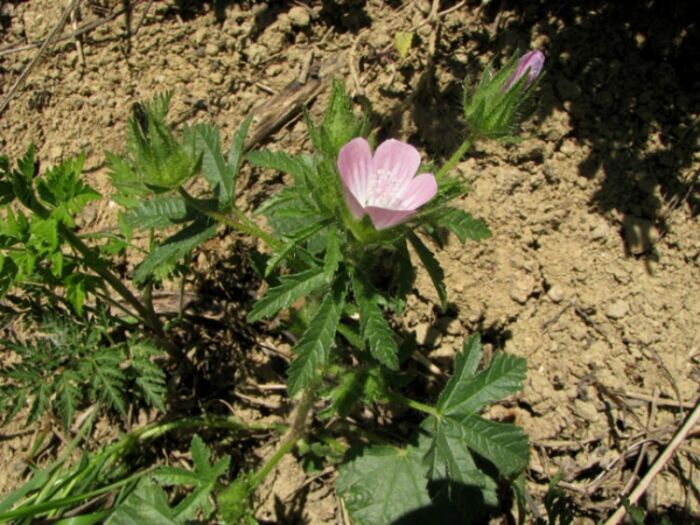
[388,391,441,418]
[435,137,475,181]
[177,188,282,250]
[60,227,165,338]
[246,386,318,490]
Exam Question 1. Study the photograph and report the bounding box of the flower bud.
[128,96,201,192]
[503,50,545,91]
[462,50,545,140]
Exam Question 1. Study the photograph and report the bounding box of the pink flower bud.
[503,50,545,90]
[338,138,437,230]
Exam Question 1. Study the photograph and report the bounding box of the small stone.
[559,139,577,155]
[547,285,564,303]
[590,225,607,241]
[49,144,64,160]
[210,72,224,84]
[605,300,629,319]
[414,323,429,345]
[288,6,311,28]
[509,272,536,305]
[205,43,219,56]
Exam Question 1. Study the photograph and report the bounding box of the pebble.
[509,272,536,305]
[288,6,311,28]
[547,285,565,303]
[605,299,629,319]
[590,224,608,241]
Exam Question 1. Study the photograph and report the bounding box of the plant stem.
[248,386,318,489]
[60,226,164,338]
[177,188,282,250]
[388,391,441,418]
[435,137,475,181]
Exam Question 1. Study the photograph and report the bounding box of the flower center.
[365,168,403,208]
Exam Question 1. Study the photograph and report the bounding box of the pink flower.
[503,50,545,90]
[338,138,438,230]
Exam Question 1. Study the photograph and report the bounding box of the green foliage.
[307,79,370,159]
[336,445,432,525]
[0,311,167,428]
[539,472,575,525]
[0,147,103,311]
[108,96,253,285]
[338,335,529,524]
[407,231,447,310]
[287,278,347,396]
[248,268,328,322]
[433,208,492,243]
[462,54,542,141]
[351,270,399,370]
[111,93,201,193]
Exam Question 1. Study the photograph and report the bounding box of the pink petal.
[373,139,421,192]
[396,173,438,210]
[343,185,366,220]
[365,206,415,230]
[338,137,374,205]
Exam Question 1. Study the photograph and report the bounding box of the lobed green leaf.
[247,267,327,322]
[123,195,195,229]
[133,217,218,285]
[435,208,492,243]
[407,231,447,311]
[336,445,431,525]
[287,279,346,396]
[351,271,399,370]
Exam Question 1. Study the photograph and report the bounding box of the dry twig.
[603,396,700,525]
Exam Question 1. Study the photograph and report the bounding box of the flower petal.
[396,173,438,210]
[338,137,374,205]
[343,185,366,220]
[373,139,421,192]
[365,206,415,230]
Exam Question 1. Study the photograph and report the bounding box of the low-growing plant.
[0,50,546,524]
[0,308,166,428]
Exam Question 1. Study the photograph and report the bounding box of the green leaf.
[319,79,368,157]
[195,124,233,209]
[130,340,167,412]
[442,413,529,476]
[227,113,253,197]
[153,434,230,522]
[105,478,177,525]
[394,31,414,58]
[264,221,327,277]
[337,445,432,525]
[351,271,399,370]
[407,231,447,311]
[440,352,526,416]
[247,149,315,188]
[88,351,127,415]
[12,145,38,210]
[323,226,341,282]
[421,418,498,508]
[437,336,526,415]
[134,217,218,285]
[56,373,80,429]
[247,268,327,322]
[123,195,194,229]
[435,208,491,243]
[287,280,346,396]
